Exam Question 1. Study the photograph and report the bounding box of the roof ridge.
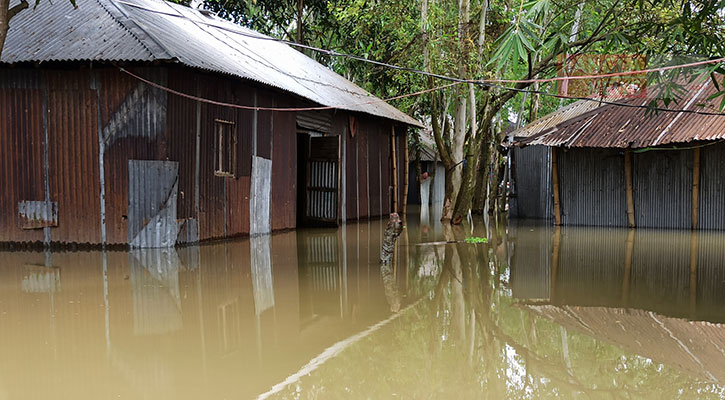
[98,0,174,60]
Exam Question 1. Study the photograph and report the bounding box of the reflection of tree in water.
[379,262,400,313]
[270,217,725,399]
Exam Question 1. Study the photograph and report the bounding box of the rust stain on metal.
[517,77,725,149]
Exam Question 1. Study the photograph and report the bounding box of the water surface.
[2,215,725,399]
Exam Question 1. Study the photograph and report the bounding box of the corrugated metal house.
[510,78,725,229]
[0,0,422,247]
[406,128,444,206]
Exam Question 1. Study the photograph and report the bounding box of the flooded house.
[0,0,421,248]
[510,78,725,229]
[406,128,445,217]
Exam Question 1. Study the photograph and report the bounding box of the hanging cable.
[112,0,725,87]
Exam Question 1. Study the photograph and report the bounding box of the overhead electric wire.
[118,66,461,111]
[112,0,725,116]
[112,0,725,86]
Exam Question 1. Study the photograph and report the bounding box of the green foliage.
[464,236,488,243]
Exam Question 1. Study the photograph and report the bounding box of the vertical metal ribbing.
[92,71,107,247]
[42,84,51,247]
[195,82,201,218]
[252,90,258,157]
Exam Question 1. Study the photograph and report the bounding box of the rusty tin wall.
[271,98,297,231]
[1,69,102,245]
[0,73,45,244]
[558,148,628,227]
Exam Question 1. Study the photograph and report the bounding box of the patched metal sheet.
[250,156,271,236]
[250,235,274,316]
[129,248,182,334]
[175,218,199,245]
[101,81,167,151]
[128,160,179,248]
[18,200,58,229]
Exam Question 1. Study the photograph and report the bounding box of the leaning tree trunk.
[471,138,491,214]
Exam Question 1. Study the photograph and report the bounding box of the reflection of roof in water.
[523,304,725,384]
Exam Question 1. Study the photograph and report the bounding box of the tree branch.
[8,0,28,20]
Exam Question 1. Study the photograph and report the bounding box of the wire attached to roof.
[111,0,725,116]
[118,66,460,112]
[112,0,725,86]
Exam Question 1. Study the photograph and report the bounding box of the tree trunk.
[471,146,489,214]
[0,0,28,60]
[296,0,303,44]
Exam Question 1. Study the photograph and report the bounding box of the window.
[214,119,237,177]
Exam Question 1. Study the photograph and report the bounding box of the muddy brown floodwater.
[2,212,725,399]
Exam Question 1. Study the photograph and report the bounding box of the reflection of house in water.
[510,223,725,383]
[299,230,345,319]
[129,249,183,335]
[510,223,725,320]
[0,220,396,399]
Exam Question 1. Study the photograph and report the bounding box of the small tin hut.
[0,0,422,247]
[511,78,725,230]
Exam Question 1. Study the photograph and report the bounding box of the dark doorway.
[296,133,340,227]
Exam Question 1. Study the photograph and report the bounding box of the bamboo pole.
[403,131,409,217]
[692,147,701,230]
[624,150,635,228]
[551,148,562,225]
[391,125,398,213]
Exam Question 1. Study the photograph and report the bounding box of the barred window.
[214,119,237,177]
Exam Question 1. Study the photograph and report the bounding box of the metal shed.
[0,0,422,248]
[511,78,725,230]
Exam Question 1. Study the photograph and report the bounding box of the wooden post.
[391,125,398,213]
[692,147,701,230]
[551,148,562,225]
[402,131,409,217]
[624,150,635,228]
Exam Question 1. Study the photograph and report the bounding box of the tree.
[201,0,725,223]
[0,0,28,59]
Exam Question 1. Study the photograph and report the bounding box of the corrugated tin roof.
[510,98,608,139]
[516,78,725,148]
[415,128,439,161]
[1,0,422,127]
